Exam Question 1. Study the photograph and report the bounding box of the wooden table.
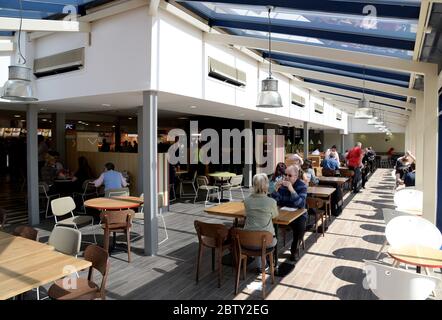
[388,245,442,273]
[307,186,335,222]
[0,232,91,300]
[318,177,349,185]
[84,197,143,210]
[205,202,306,276]
[208,172,237,201]
[110,196,144,204]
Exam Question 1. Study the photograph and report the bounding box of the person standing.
[271,165,307,261]
[346,142,364,193]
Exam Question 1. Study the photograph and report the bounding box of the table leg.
[416,266,421,274]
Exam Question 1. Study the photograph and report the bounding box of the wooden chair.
[307,197,326,238]
[12,225,38,241]
[339,169,354,192]
[231,229,275,299]
[194,220,232,288]
[48,245,110,300]
[100,209,133,263]
[321,168,337,177]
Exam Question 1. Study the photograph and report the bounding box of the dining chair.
[231,228,275,299]
[105,188,130,198]
[339,169,354,192]
[194,176,220,207]
[39,182,60,219]
[221,175,245,201]
[306,197,326,237]
[132,193,168,245]
[73,179,98,214]
[51,196,97,244]
[48,244,110,300]
[180,171,197,197]
[100,209,133,263]
[194,220,232,288]
[49,226,82,256]
[363,260,440,300]
[13,225,38,241]
[321,168,337,177]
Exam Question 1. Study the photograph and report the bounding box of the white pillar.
[415,98,424,190]
[55,113,66,162]
[26,106,39,226]
[341,134,345,154]
[303,121,309,159]
[139,91,158,255]
[422,70,439,223]
[243,120,253,187]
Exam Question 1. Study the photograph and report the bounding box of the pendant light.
[354,67,372,119]
[256,6,283,108]
[1,0,37,102]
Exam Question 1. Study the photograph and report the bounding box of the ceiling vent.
[314,102,324,114]
[208,57,246,87]
[34,48,84,78]
[291,92,306,107]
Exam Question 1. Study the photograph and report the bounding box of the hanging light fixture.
[256,6,283,108]
[354,67,372,119]
[299,139,304,145]
[1,0,37,102]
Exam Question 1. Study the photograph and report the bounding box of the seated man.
[271,165,307,261]
[403,163,416,187]
[321,153,340,171]
[93,162,128,191]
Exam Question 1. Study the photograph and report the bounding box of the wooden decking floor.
[3,169,442,300]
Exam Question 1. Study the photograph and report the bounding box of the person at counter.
[93,162,128,191]
[271,165,307,261]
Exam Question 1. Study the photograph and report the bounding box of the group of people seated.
[394,150,416,189]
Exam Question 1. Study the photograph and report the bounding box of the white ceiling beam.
[29,0,149,40]
[0,17,90,33]
[0,41,13,52]
[292,78,414,111]
[148,0,161,15]
[264,63,422,99]
[204,33,436,75]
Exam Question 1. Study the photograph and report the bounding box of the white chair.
[376,209,415,259]
[386,215,442,250]
[72,179,98,214]
[39,182,60,219]
[221,175,244,201]
[363,260,440,300]
[133,193,168,245]
[36,226,82,300]
[105,188,130,198]
[50,196,97,244]
[194,176,220,207]
[394,188,423,213]
[380,155,390,168]
[179,171,197,197]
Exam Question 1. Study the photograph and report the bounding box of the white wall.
[353,132,405,153]
[349,118,405,133]
[34,7,151,101]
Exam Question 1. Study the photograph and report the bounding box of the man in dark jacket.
[271,165,307,261]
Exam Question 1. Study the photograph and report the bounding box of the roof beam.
[204,33,436,75]
[211,19,415,51]
[180,0,420,19]
[0,17,90,33]
[292,78,414,111]
[265,63,422,99]
[149,0,161,15]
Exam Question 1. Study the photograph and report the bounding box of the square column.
[55,113,66,162]
[26,106,39,226]
[243,120,253,187]
[415,98,424,190]
[303,121,309,160]
[138,91,159,255]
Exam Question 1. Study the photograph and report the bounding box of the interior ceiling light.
[256,6,283,108]
[1,0,37,102]
[354,67,372,119]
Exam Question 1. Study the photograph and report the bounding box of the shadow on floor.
[359,224,385,233]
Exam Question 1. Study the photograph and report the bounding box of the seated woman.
[301,160,319,185]
[244,173,278,271]
[403,162,416,187]
[395,151,415,187]
[72,156,94,191]
[268,162,286,194]
[271,165,307,261]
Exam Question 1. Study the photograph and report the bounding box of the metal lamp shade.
[1,66,37,102]
[354,97,373,119]
[256,77,283,108]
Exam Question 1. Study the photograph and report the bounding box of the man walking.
[346,142,364,193]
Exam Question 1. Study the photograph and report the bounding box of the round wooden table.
[388,245,442,273]
[208,172,237,201]
[84,197,143,211]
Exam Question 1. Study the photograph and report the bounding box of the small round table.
[388,245,442,273]
[84,197,142,211]
[208,172,237,202]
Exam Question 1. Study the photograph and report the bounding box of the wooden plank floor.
[2,169,441,300]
